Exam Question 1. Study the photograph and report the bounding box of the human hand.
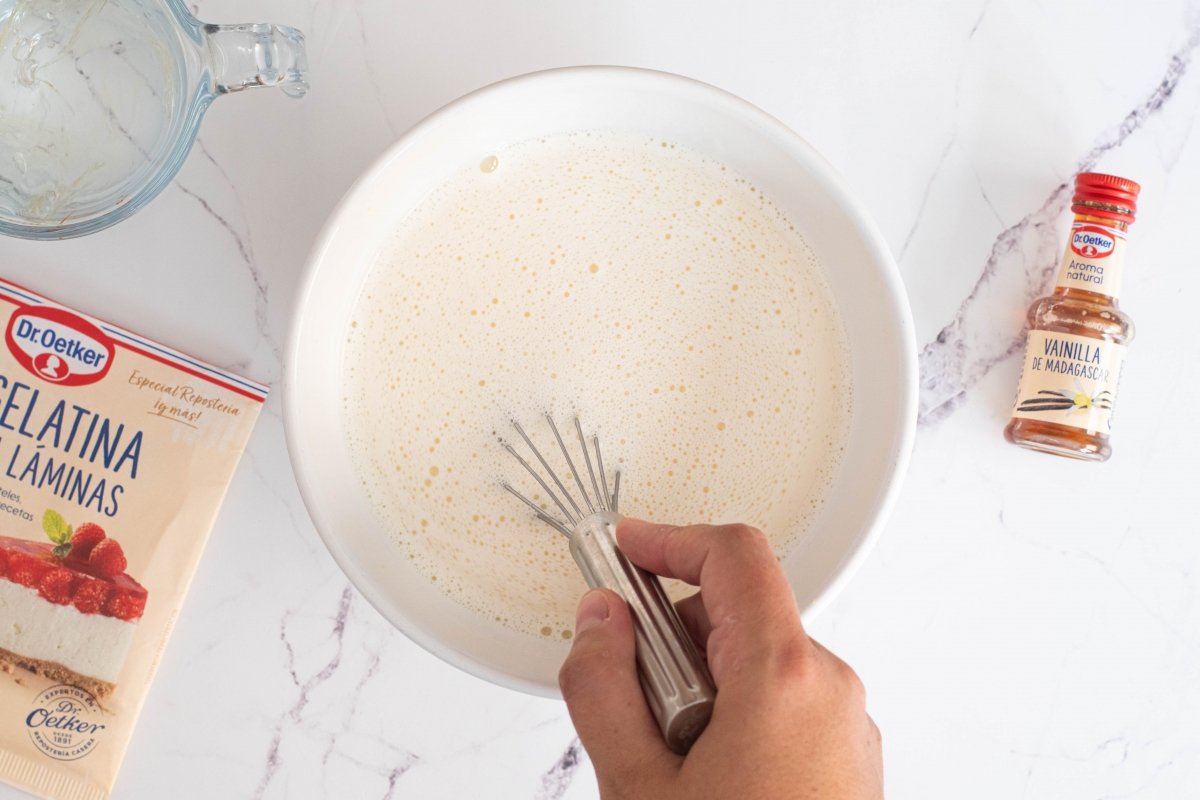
[559,519,883,799]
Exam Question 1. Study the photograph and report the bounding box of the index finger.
[616,519,805,663]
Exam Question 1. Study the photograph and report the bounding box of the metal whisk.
[501,415,716,754]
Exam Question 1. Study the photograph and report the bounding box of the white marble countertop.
[3,0,1199,797]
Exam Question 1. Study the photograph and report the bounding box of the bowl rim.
[283,65,918,696]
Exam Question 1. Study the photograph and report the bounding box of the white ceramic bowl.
[285,67,916,697]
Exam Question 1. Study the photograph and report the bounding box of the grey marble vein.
[72,62,153,162]
[899,137,953,262]
[196,139,243,208]
[917,23,1200,424]
[174,182,252,265]
[254,585,354,798]
[380,754,421,800]
[967,0,991,39]
[352,3,402,138]
[319,643,384,771]
[172,141,280,362]
[240,427,320,560]
[972,165,1005,226]
[899,0,991,263]
[534,738,583,800]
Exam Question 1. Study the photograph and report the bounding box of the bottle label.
[1054,222,1126,297]
[1011,330,1126,433]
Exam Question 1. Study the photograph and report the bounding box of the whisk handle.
[568,511,716,754]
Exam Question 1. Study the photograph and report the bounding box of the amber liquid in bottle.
[1002,214,1133,460]
[1004,173,1139,462]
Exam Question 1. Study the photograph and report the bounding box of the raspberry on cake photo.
[0,510,147,698]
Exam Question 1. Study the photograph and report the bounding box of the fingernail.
[575,589,610,633]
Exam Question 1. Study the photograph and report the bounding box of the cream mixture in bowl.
[286,67,916,695]
[344,131,851,639]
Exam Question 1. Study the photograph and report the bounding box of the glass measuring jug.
[0,0,308,240]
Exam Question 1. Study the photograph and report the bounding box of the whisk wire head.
[501,482,572,537]
[594,435,611,513]
[546,414,595,517]
[574,417,607,513]
[501,440,577,526]
[502,415,621,534]
[511,421,583,522]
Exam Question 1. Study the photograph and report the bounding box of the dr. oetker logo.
[25,684,107,761]
[5,305,115,386]
[1070,226,1117,259]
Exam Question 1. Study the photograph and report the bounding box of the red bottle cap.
[1072,172,1139,223]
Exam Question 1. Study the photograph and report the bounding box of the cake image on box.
[0,278,265,800]
[0,510,146,699]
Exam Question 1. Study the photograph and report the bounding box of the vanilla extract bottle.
[1004,172,1140,462]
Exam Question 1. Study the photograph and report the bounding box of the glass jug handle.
[203,23,310,97]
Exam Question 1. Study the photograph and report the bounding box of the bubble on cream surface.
[343,131,853,640]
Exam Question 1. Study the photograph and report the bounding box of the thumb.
[559,589,677,790]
